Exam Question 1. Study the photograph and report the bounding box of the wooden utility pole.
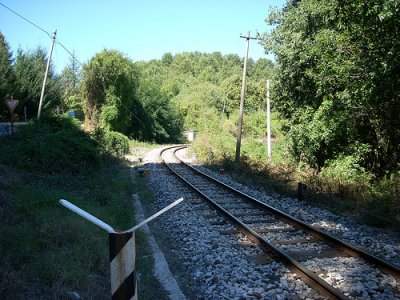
[37,30,57,119]
[266,80,272,161]
[235,31,257,163]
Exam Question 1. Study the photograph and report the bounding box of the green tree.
[221,75,266,115]
[0,32,15,120]
[59,53,82,114]
[249,58,275,81]
[13,47,60,120]
[81,50,138,134]
[134,51,274,141]
[261,0,400,172]
[137,77,184,142]
[173,81,223,131]
[221,75,242,116]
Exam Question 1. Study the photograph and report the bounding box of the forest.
[1,0,399,219]
[0,35,273,142]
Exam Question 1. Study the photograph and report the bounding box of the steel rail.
[167,146,400,280]
[160,146,347,300]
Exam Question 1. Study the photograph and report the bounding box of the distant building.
[183,130,197,142]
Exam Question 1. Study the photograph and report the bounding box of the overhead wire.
[0,2,52,39]
[56,40,83,67]
[0,2,81,67]
[0,2,145,126]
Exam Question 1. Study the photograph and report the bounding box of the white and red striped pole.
[59,198,183,299]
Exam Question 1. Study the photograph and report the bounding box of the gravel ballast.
[138,147,400,300]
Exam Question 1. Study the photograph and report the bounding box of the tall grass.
[0,116,136,299]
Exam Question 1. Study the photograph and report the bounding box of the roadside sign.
[5,99,19,114]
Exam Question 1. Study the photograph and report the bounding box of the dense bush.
[191,131,235,165]
[100,130,130,157]
[0,116,100,174]
[242,139,268,163]
[317,154,373,199]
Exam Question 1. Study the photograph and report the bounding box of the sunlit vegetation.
[259,0,400,224]
[0,1,399,296]
[189,0,400,226]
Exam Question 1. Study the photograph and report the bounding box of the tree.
[221,75,242,116]
[221,75,267,115]
[13,47,60,120]
[137,77,184,142]
[133,51,275,141]
[249,58,275,81]
[261,0,400,173]
[0,32,15,121]
[59,53,82,114]
[81,50,138,134]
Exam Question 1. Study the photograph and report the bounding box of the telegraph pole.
[266,80,272,161]
[37,30,57,119]
[235,31,257,163]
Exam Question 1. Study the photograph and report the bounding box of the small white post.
[266,80,272,161]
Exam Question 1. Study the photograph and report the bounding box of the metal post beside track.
[59,197,184,300]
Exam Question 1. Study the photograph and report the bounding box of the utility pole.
[235,31,257,163]
[266,80,272,161]
[37,30,57,119]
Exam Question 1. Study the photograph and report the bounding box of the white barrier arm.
[125,197,184,233]
[59,199,116,233]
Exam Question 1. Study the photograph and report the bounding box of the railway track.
[160,145,400,300]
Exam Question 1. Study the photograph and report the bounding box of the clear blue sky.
[0,0,286,73]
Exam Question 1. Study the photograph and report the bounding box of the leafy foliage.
[191,130,235,165]
[261,0,400,174]
[82,50,138,134]
[58,53,82,115]
[0,32,15,121]
[0,32,61,121]
[94,128,130,157]
[135,52,275,133]
[135,74,184,143]
[0,116,100,174]
[13,47,61,119]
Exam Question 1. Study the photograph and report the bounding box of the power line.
[0,2,82,68]
[1,2,145,127]
[0,2,52,39]
[56,40,83,67]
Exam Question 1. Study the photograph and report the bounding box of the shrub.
[0,116,100,174]
[94,129,130,157]
[318,154,373,199]
[191,131,235,165]
[242,139,267,162]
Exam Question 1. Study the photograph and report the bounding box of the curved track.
[160,145,400,300]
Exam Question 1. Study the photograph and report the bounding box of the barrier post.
[59,198,183,300]
[109,232,137,300]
